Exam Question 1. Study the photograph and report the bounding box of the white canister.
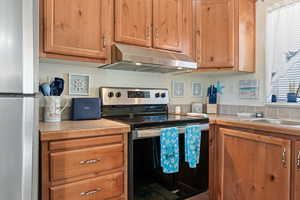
[44,96,68,122]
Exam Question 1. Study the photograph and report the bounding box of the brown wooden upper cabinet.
[218,128,291,200]
[40,0,113,63]
[194,0,255,72]
[115,0,153,47]
[153,0,183,52]
[115,0,186,53]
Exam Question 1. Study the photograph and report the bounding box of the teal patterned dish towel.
[185,125,202,168]
[160,127,179,174]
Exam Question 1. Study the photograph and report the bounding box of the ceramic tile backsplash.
[40,103,300,122]
[218,104,300,120]
[41,104,192,121]
[168,104,192,114]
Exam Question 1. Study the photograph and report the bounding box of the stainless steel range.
[100,87,209,200]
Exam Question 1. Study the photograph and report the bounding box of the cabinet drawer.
[49,135,123,151]
[50,144,123,181]
[51,172,123,200]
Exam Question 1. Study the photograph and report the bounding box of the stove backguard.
[102,104,168,118]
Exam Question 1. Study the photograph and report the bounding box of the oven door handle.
[133,123,209,140]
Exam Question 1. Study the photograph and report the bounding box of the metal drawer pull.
[80,188,101,196]
[102,35,107,49]
[297,151,300,171]
[80,158,101,165]
[146,25,151,39]
[282,148,287,168]
[154,28,159,40]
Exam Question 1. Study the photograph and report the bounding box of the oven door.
[128,123,209,200]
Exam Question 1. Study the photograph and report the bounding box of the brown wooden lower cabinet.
[294,141,300,200]
[41,133,128,200]
[218,128,291,200]
[210,125,297,200]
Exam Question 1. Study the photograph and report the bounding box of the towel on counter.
[160,127,179,174]
[185,125,202,168]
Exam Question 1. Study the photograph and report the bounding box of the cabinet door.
[195,0,235,68]
[295,141,300,200]
[218,128,291,200]
[153,0,183,52]
[115,0,152,47]
[44,0,111,59]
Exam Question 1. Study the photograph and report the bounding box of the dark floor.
[135,182,179,200]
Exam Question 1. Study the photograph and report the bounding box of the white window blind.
[272,54,300,101]
[266,0,300,102]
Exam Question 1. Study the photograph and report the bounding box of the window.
[266,0,300,102]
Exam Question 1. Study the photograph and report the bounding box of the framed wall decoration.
[192,82,202,97]
[69,73,90,96]
[172,80,185,97]
[239,79,260,99]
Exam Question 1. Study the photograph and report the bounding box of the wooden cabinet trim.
[219,127,292,146]
[49,134,123,151]
[41,142,50,200]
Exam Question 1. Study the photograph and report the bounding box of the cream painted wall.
[204,0,280,106]
[39,62,209,105]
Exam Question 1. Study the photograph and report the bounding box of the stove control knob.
[155,93,160,98]
[116,92,122,98]
[161,93,166,98]
[108,92,114,98]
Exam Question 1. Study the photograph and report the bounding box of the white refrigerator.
[0,0,39,200]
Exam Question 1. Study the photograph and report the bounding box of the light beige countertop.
[173,112,300,137]
[40,119,131,141]
[40,114,300,141]
[209,114,300,137]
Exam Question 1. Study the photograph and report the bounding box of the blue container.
[209,95,217,104]
[287,93,297,103]
[271,95,277,103]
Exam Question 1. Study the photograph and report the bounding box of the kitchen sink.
[247,118,300,126]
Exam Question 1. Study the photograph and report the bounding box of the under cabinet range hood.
[99,43,197,73]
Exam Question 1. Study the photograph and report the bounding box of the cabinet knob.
[210,57,214,62]
[154,27,159,40]
[146,25,151,39]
